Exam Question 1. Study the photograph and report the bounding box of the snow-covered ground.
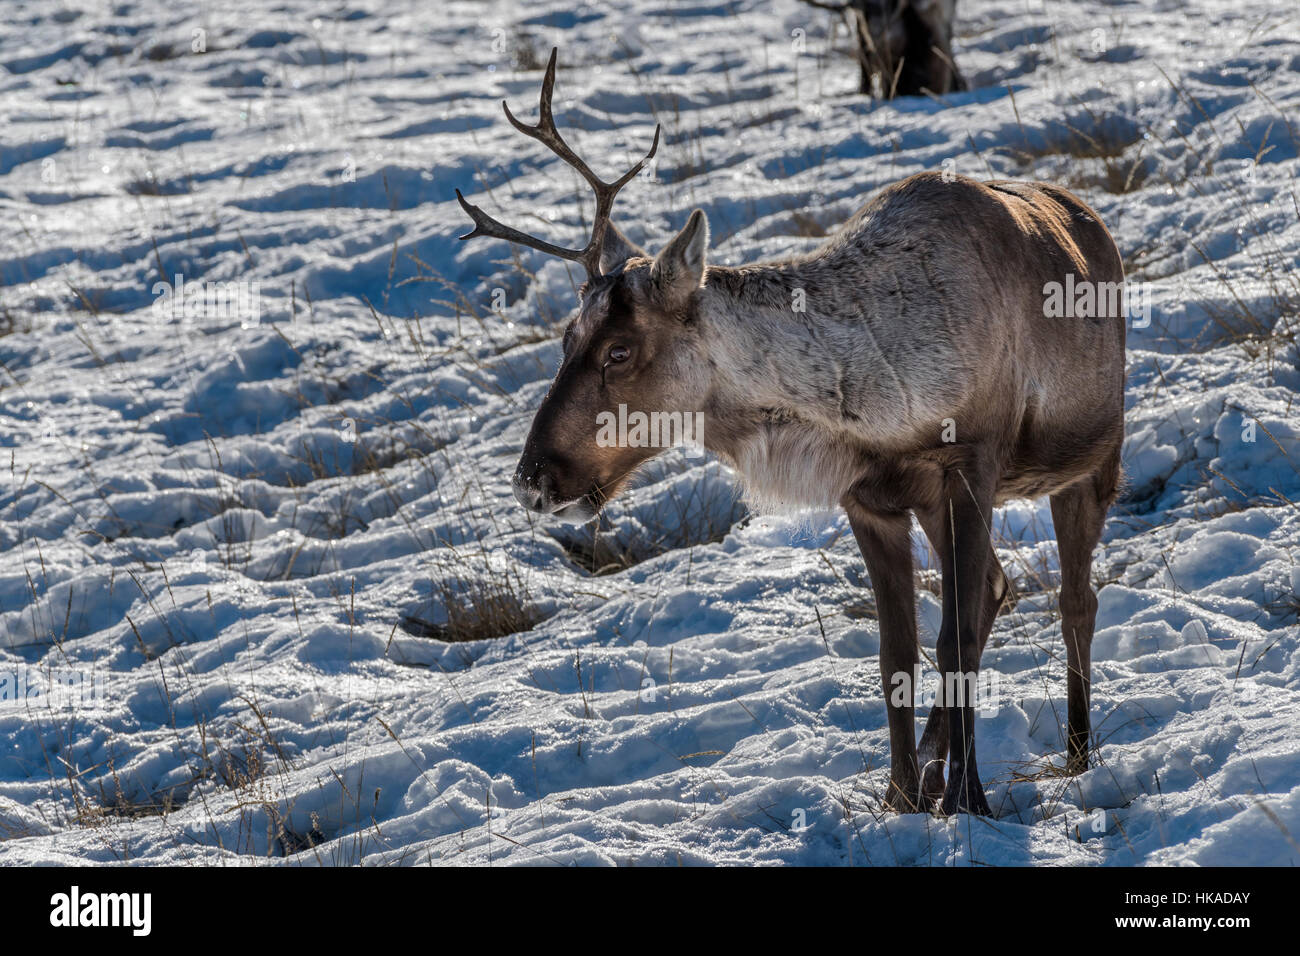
[0,0,1297,865]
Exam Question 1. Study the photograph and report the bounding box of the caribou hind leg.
[1049,452,1120,774]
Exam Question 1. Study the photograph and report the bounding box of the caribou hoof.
[921,759,946,810]
[940,768,992,817]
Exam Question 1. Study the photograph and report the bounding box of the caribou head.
[457,49,714,523]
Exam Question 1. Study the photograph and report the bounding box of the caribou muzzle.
[512,447,602,522]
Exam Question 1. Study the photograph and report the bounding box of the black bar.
[2,864,1279,940]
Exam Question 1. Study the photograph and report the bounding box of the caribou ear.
[600,222,647,274]
[651,209,708,306]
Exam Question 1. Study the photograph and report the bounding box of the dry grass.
[401,551,543,643]
[999,109,1150,195]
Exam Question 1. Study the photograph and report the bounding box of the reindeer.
[457,50,1125,815]
[798,0,966,99]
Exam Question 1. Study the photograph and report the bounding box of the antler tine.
[585,123,661,273]
[610,124,662,193]
[501,48,607,197]
[459,47,662,279]
[454,188,587,264]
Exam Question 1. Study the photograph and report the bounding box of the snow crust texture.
[0,0,1298,864]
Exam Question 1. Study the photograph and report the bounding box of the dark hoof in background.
[921,759,946,809]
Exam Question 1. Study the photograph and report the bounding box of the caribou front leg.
[932,461,998,816]
[914,534,1010,809]
[845,503,924,812]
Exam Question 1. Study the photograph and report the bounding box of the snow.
[0,0,1298,865]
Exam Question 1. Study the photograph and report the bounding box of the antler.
[455,47,661,281]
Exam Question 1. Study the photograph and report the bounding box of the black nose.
[512,464,559,513]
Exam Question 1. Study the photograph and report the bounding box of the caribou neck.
[692,257,925,459]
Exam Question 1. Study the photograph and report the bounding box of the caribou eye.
[608,345,631,363]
